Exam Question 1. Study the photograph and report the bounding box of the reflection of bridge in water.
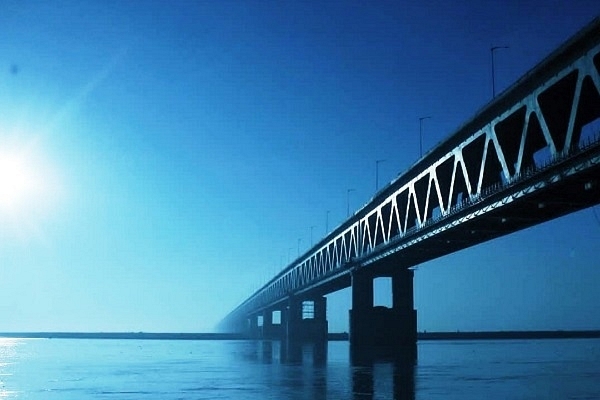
[217,18,600,360]
[247,340,416,400]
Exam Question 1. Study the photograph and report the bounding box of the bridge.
[217,18,600,358]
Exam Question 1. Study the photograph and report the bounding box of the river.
[1,337,599,399]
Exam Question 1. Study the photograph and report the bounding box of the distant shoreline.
[417,330,600,341]
[1,330,600,341]
[0,332,247,340]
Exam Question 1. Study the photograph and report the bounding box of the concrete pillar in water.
[349,267,417,360]
[392,268,417,346]
[283,296,329,343]
[282,296,303,362]
[285,296,303,343]
[261,309,274,339]
[280,295,329,363]
[349,269,374,349]
[279,304,288,337]
[309,296,328,344]
[248,314,260,339]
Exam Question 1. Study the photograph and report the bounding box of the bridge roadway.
[217,17,600,358]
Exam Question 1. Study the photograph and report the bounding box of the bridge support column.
[280,296,328,362]
[261,309,279,340]
[349,269,374,350]
[391,269,417,346]
[281,297,303,361]
[248,314,260,339]
[349,268,417,361]
[261,310,273,339]
[284,296,303,343]
[309,296,329,344]
[282,296,329,343]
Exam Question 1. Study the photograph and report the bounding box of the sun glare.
[0,153,36,211]
[0,135,63,241]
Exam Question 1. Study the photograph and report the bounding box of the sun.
[0,152,36,212]
[0,136,63,241]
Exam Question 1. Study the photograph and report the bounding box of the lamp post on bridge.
[419,116,431,157]
[347,188,355,217]
[491,45,509,98]
[310,226,314,247]
[297,238,302,257]
[375,159,386,191]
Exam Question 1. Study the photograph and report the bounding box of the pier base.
[261,309,283,340]
[248,314,261,339]
[349,268,417,361]
[284,296,328,343]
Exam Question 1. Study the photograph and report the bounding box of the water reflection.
[251,340,329,399]
[252,339,328,365]
[244,340,416,399]
[351,349,416,400]
[0,338,23,399]
[352,364,374,399]
[2,338,599,398]
[281,340,328,365]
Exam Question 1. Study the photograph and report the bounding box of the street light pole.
[375,159,386,191]
[419,116,431,157]
[491,45,509,98]
[310,226,314,246]
[297,238,302,257]
[326,210,330,233]
[347,188,355,217]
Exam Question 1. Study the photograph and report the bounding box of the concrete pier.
[248,314,260,339]
[349,268,417,359]
[261,309,283,340]
[284,296,328,344]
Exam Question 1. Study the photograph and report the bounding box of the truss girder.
[218,19,600,330]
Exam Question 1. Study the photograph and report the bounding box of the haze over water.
[1,338,599,399]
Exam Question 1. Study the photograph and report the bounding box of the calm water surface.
[0,338,599,399]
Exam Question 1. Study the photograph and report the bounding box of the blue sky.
[1,1,599,333]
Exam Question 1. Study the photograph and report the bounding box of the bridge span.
[217,17,600,358]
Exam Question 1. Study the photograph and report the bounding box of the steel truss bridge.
[218,18,600,334]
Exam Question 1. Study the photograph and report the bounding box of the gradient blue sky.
[1,1,599,333]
